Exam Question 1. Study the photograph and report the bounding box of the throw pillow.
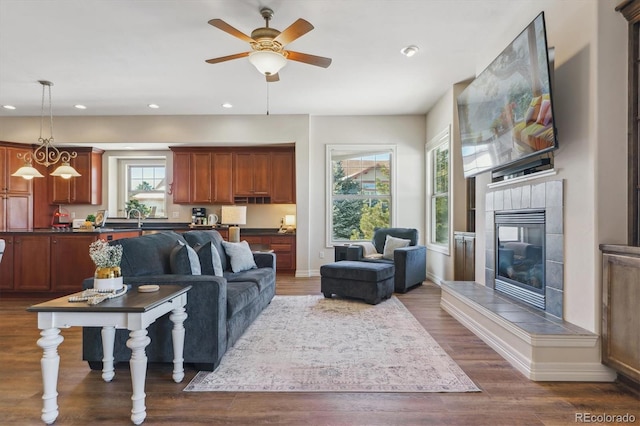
[221,240,257,273]
[194,242,223,277]
[382,235,411,260]
[170,240,202,275]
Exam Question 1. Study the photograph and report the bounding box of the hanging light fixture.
[11,80,81,180]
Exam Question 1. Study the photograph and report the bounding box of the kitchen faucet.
[128,208,143,228]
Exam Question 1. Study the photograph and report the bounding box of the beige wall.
[0,113,427,278]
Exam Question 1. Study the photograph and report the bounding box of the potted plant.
[89,239,124,291]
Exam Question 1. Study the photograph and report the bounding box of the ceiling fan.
[205,7,332,82]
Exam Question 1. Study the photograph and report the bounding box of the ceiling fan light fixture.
[248,50,287,76]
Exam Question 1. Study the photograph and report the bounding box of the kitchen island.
[0,228,141,297]
[0,226,296,298]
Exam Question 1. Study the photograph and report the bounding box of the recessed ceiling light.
[74,104,87,110]
[148,104,159,109]
[400,45,419,57]
[222,102,233,109]
[2,105,16,110]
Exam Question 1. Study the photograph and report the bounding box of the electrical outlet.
[70,212,76,219]
[172,211,180,218]
[319,251,325,259]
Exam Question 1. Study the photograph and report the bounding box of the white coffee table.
[27,284,191,425]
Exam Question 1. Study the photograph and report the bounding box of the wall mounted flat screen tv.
[457,12,558,178]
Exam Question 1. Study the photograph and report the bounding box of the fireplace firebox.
[495,210,546,309]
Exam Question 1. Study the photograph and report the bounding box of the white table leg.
[37,328,64,425]
[169,306,187,383]
[126,329,150,425]
[101,326,116,382]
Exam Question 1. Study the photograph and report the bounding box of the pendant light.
[12,80,81,180]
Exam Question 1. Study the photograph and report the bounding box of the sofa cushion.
[183,230,228,272]
[194,242,223,277]
[225,267,274,292]
[226,281,260,317]
[170,240,201,275]
[222,241,257,273]
[382,235,411,260]
[116,231,187,277]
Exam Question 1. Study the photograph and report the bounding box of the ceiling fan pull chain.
[266,81,270,116]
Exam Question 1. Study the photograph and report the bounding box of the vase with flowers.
[89,239,124,291]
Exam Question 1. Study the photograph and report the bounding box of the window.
[326,145,396,246]
[426,127,450,254]
[127,165,166,217]
[115,158,167,218]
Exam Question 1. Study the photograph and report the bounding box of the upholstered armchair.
[346,227,426,293]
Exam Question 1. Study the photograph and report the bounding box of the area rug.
[184,295,479,393]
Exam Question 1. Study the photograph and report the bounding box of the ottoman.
[320,261,395,305]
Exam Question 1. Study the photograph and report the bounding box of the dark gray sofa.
[346,227,426,293]
[81,230,275,371]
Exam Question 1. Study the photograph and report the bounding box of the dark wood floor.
[2,276,638,425]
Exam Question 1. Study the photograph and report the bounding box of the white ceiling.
[1,0,535,119]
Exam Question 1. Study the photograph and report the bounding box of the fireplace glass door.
[495,210,545,309]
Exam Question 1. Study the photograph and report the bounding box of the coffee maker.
[191,207,206,225]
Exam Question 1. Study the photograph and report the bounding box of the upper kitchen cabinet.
[271,150,296,204]
[233,151,271,198]
[0,143,33,195]
[50,147,103,205]
[0,142,34,231]
[170,148,234,204]
[170,146,295,205]
[212,152,234,204]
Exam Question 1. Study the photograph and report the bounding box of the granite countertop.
[0,228,142,235]
[0,225,294,236]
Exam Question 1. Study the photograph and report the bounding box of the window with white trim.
[426,128,450,254]
[116,158,167,218]
[326,145,396,246]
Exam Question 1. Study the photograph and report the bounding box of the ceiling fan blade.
[273,18,314,46]
[286,50,332,68]
[266,73,280,83]
[205,52,250,64]
[208,19,255,43]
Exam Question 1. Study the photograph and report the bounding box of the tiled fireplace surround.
[440,177,616,381]
[485,179,564,318]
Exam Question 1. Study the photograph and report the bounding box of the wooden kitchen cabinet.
[270,234,296,271]
[454,232,475,281]
[0,230,141,296]
[0,143,34,231]
[271,150,295,204]
[171,149,234,204]
[171,146,295,205]
[212,152,234,204]
[0,235,14,290]
[13,235,51,291]
[600,244,640,385]
[1,144,33,195]
[51,234,96,292]
[50,147,103,205]
[191,152,213,203]
[233,152,271,197]
[171,151,191,203]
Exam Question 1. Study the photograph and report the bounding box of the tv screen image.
[457,12,558,178]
